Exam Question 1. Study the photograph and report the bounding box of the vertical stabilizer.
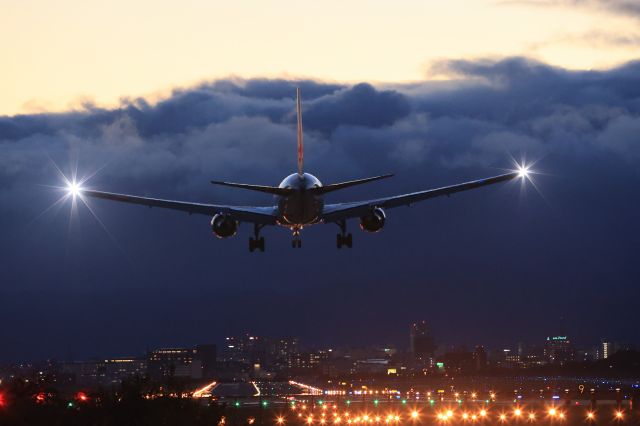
[296,88,304,176]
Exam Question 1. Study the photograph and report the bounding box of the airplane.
[68,88,529,252]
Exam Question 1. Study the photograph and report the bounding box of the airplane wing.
[80,189,279,225]
[320,172,519,222]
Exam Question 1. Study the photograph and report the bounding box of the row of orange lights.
[278,408,626,423]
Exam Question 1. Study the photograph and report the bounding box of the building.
[601,340,614,359]
[224,334,268,365]
[147,348,202,380]
[269,338,299,367]
[409,321,436,363]
[544,336,574,365]
[60,357,147,386]
[473,346,487,371]
[195,344,217,378]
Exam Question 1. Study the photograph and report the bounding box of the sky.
[1,0,640,361]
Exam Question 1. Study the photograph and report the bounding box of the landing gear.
[336,220,353,249]
[291,227,302,249]
[249,224,265,252]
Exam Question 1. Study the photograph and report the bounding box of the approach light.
[615,410,623,419]
[528,413,535,420]
[499,414,506,421]
[586,412,595,420]
[411,411,419,419]
[514,408,521,416]
[548,408,557,417]
[277,417,285,424]
[479,410,487,417]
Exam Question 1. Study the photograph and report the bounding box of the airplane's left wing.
[321,172,519,222]
[81,189,279,225]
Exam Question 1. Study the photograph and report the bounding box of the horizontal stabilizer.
[312,174,394,194]
[211,180,294,196]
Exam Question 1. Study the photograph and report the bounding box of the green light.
[318,400,323,405]
[401,399,407,404]
[458,400,462,404]
[235,401,241,407]
[374,399,379,405]
[429,400,435,404]
[346,400,351,405]
[291,401,296,406]
[262,400,268,407]
[67,402,74,408]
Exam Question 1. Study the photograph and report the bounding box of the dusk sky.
[1,0,639,362]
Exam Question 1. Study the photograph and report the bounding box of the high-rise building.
[544,336,574,365]
[195,344,217,378]
[224,334,267,364]
[473,346,488,371]
[410,321,436,362]
[601,340,614,359]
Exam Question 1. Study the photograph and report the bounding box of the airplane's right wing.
[80,189,279,225]
[321,172,519,222]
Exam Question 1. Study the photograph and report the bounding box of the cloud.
[1,58,640,360]
[500,0,640,18]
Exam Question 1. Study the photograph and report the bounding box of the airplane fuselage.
[276,173,324,226]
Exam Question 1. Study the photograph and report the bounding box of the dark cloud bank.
[1,58,639,361]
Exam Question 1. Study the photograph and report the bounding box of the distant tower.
[410,321,437,363]
[473,346,488,371]
[601,340,614,359]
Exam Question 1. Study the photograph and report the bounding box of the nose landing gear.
[336,220,353,249]
[291,227,302,248]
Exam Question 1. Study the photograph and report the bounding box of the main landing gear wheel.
[249,224,265,252]
[249,237,265,252]
[336,220,353,249]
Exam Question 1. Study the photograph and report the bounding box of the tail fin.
[296,88,304,176]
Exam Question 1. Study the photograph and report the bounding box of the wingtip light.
[68,181,83,197]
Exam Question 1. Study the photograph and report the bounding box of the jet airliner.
[69,88,529,251]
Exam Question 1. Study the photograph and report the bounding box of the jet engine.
[359,207,386,233]
[211,214,238,238]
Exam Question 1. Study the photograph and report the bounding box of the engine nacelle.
[359,207,386,233]
[211,214,238,238]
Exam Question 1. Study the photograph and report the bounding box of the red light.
[76,391,89,402]
[0,392,5,407]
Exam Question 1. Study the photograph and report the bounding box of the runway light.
[529,413,535,420]
[514,408,521,416]
[586,412,595,420]
[471,414,477,421]
[446,410,453,418]
[276,417,285,424]
[479,410,487,417]
[548,408,557,417]
[411,411,419,419]
[615,410,623,419]
[462,413,469,420]
[558,412,565,419]
[499,414,506,421]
